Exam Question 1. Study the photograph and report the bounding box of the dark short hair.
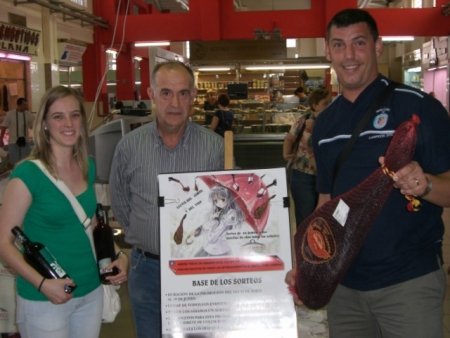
[326,8,379,41]
[17,97,27,105]
[308,89,329,110]
[114,101,124,109]
[294,86,305,95]
[151,61,195,89]
[217,94,230,107]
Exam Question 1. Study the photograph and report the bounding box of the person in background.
[210,93,233,137]
[0,98,34,166]
[114,101,124,110]
[283,88,330,226]
[286,8,450,338]
[274,90,284,103]
[137,101,147,110]
[110,101,124,116]
[203,89,218,111]
[203,89,218,125]
[294,86,309,110]
[109,61,224,338]
[0,86,128,338]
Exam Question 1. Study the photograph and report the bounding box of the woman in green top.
[0,86,128,338]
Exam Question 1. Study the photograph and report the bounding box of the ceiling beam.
[94,0,449,44]
[14,0,109,29]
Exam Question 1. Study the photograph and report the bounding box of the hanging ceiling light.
[197,67,232,72]
[381,36,415,42]
[244,64,330,71]
[0,52,31,61]
[134,41,170,47]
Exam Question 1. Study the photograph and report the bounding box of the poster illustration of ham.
[158,168,297,338]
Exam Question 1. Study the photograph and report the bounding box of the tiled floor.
[0,176,449,337]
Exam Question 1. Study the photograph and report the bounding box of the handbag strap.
[293,112,311,148]
[332,81,397,185]
[30,160,96,257]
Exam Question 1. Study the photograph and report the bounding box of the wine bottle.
[94,203,118,284]
[11,226,76,293]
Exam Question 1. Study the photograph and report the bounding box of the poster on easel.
[158,168,297,338]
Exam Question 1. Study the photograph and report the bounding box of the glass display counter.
[192,106,307,135]
[234,134,286,169]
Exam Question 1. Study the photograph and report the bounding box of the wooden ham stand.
[224,130,234,170]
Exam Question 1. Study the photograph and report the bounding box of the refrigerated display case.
[403,49,422,90]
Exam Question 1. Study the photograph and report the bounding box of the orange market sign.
[0,22,40,56]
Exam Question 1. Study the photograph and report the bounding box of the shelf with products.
[191,102,306,135]
[196,71,271,98]
[196,68,328,104]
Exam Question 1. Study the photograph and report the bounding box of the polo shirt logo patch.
[373,112,388,129]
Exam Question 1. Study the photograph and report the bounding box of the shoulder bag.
[30,159,121,323]
[287,112,311,170]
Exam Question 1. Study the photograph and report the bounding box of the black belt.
[135,247,160,260]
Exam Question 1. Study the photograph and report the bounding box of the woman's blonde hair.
[30,85,89,179]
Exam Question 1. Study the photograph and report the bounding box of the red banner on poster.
[169,255,284,275]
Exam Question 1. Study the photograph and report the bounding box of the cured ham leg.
[294,115,420,309]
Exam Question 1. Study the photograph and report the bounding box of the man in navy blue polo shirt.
[287,8,450,338]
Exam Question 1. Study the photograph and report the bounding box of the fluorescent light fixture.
[106,81,142,86]
[0,52,31,61]
[62,84,82,88]
[134,41,170,47]
[197,67,231,72]
[286,39,296,48]
[245,64,330,71]
[382,36,414,42]
[407,66,421,72]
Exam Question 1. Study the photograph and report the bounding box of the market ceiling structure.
[92,0,449,45]
[145,0,410,13]
[79,0,449,104]
[11,1,449,38]
[13,0,108,28]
